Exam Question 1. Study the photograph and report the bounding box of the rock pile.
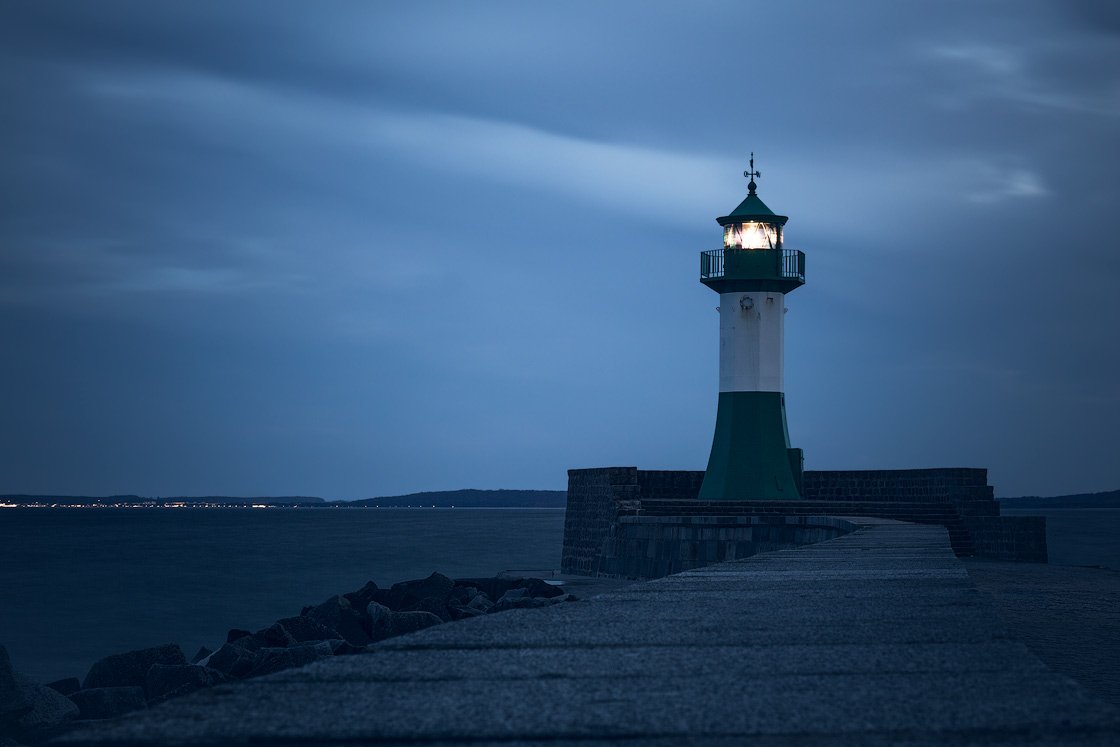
[0,573,573,744]
[0,645,78,745]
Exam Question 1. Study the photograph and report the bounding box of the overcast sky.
[1,1,1117,499]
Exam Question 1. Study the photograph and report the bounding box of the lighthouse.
[698,155,806,501]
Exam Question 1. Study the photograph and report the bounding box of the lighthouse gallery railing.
[700,248,805,283]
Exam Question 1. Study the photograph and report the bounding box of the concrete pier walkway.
[59,520,1120,746]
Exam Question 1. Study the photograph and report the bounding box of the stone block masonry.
[561,468,640,575]
[597,514,853,579]
[803,468,1000,517]
[562,467,1048,577]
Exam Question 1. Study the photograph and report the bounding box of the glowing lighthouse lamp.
[698,154,806,501]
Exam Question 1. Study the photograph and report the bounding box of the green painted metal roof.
[728,192,777,218]
[717,189,789,226]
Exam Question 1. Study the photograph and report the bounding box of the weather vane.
[743,152,761,194]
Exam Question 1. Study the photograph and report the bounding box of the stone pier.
[57,519,1117,746]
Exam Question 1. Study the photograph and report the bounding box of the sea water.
[0,508,566,682]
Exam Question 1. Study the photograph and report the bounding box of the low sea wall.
[803,468,1000,516]
[596,515,854,579]
[562,467,638,576]
[561,466,1048,575]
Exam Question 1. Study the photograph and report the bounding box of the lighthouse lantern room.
[698,154,806,501]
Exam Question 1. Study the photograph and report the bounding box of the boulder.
[342,580,380,610]
[69,686,146,720]
[274,616,337,644]
[144,664,212,702]
[497,588,528,602]
[204,642,260,680]
[467,593,494,612]
[391,572,454,609]
[247,642,332,678]
[366,602,395,641]
[45,678,81,697]
[417,596,452,622]
[454,577,519,602]
[190,646,213,664]
[513,577,565,599]
[206,667,230,685]
[306,596,371,647]
[446,585,475,605]
[11,673,78,735]
[229,634,263,652]
[257,622,296,648]
[364,587,404,611]
[225,629,252,644]
[0,645,29,722]
[82,644,186,690]
[389,611,443,635]
[448,588,488,618]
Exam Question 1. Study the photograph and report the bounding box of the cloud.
[921,36,1120,117]
[76,66,1063,240]
[963,166,1048,204]
[0,235,300,308]
[76,67,734,226]
[930,43,1022,76]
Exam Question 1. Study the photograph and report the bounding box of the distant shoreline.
[0,504,566,510]
[5,486,1118,510]
[998,490,1120,510]
[8,504,1120,511]
[0,489,568,510]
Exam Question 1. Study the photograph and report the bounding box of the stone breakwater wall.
[803,468,997,515]
[562,466,1048,576]
[597,515,854,579]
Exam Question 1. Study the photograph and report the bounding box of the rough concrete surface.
[55,520,1120,746]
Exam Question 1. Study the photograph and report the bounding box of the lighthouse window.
[724,221,780,249]
[734,221,778,250]
[723,225,738,248]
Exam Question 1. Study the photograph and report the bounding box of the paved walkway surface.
[58,520,1120,746]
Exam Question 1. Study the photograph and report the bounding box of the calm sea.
[0,508,566,682]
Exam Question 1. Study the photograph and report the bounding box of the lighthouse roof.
[717,190,789,227]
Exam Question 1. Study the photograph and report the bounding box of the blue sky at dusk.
[1,1,1118,498]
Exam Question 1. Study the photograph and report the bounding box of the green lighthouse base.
[699,391,804,501]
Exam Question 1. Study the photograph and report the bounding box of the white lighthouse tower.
[698,155,806,501]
